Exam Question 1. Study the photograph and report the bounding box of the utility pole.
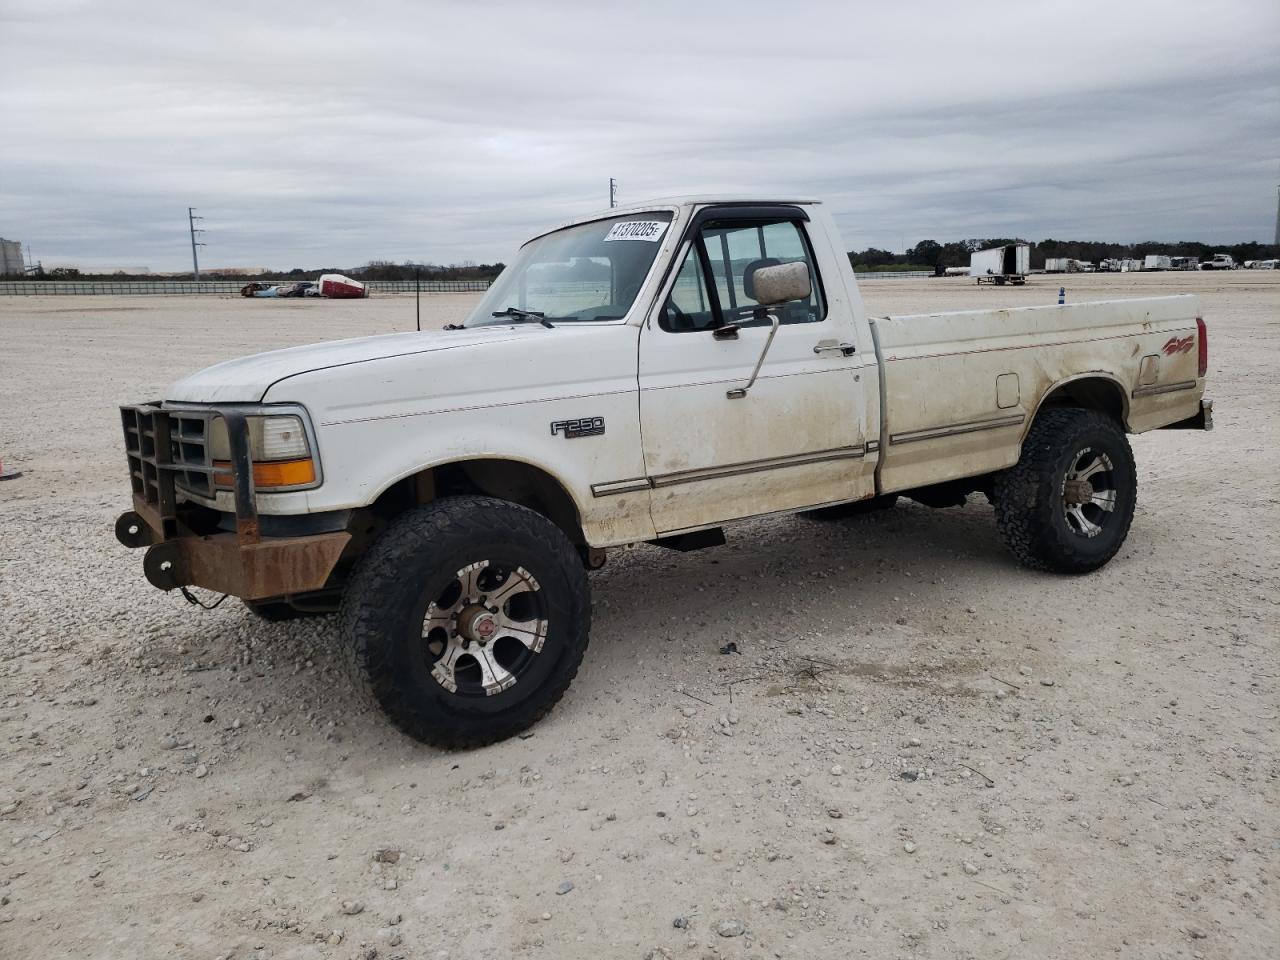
[188,207,206,280]
[1274,181,1279,248]
[609,178,617,209]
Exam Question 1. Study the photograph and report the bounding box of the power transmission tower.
[1274,181,1279,247]
[188,207,206,280]
[609,178,617,208]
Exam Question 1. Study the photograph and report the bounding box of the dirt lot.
[1,273,1276,960]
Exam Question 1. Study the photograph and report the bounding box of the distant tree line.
[18,240,1277,281]
[852,238,1278,272]
[337,260,506,282]
[22,260,506,282]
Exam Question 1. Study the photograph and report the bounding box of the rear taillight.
[1196,316,1208,378]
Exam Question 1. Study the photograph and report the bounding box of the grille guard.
[117,403,348,600]
[120,402,259,544]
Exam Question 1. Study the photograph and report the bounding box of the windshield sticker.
[603,220,669,243]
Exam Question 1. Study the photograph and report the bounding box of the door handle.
[814,340,856,357]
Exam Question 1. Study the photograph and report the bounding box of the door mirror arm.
[726,309,780,399]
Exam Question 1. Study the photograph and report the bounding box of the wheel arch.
[1026,373,1131,436]
[366,456,587,545]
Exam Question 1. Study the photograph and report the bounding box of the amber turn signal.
[213,458,316,489]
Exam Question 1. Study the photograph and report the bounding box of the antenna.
[188,207,206,280]
[609,178,617,209]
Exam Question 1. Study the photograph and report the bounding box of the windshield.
[466,212,674,326]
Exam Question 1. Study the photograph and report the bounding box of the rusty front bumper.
[116,403,349,601]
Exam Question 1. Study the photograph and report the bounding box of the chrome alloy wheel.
[422,560,549,696]
[1060,447,1117,538]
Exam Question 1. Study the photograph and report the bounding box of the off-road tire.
[339,496,591,748]
[803,494,900,520]
[993,408,1136,573]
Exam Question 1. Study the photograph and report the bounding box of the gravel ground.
[1,273,1276,960]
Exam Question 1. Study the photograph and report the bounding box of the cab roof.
[530,195,821,244]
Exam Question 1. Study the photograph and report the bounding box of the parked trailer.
[1044,258,1071,273]
[1144,255,1173,271]
[970,243,1030,285]
[1170,256,1199,271]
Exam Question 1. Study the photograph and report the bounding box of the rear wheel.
[993,408,1136,573]
[340,496,590,748]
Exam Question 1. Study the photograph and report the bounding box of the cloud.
[1,0,1277,270]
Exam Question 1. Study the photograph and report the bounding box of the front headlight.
[208,413,318,491]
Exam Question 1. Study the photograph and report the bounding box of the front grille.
[168,413,214,498]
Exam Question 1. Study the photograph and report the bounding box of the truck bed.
[869,295,1204,493]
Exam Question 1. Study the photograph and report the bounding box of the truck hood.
[166,326,536,403]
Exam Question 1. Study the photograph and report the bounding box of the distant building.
[0,238,24,276]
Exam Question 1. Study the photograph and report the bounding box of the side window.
[663,246,716,332]
[659,219,826,333]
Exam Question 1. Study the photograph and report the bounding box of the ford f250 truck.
[115,196,1213,747]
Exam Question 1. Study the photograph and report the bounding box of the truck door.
[638,209,874,534]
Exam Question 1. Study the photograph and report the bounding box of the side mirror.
[749,261,811,305]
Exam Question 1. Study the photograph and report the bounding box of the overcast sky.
[2,0,1278,271]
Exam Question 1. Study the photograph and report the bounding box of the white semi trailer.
[970,243,1030,285]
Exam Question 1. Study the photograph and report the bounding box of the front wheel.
[340,496,591,748]
[993,408,1137,573]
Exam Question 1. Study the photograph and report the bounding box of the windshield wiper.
[492,307,555,329]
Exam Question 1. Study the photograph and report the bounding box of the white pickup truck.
[116,196,1213,747]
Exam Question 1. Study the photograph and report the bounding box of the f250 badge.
[551,417,605,439]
